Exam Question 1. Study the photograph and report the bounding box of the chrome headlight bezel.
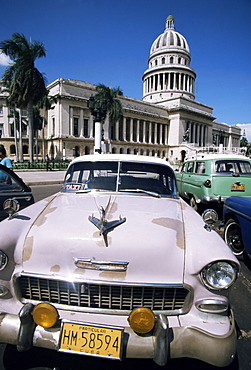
[0,250,8,271]
[201,260,239,290]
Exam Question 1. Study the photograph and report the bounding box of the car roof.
[186,154,250,161]
[70,154,171,167]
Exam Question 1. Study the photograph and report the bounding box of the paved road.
[16,169,66,186]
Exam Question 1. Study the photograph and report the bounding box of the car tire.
[189,196,199,212]
[224,219,244,258]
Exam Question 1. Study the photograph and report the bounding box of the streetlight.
[87,96,107,154]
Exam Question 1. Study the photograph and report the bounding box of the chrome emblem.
[74,258,129,272]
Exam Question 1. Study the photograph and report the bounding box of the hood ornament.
[88,196,126,247]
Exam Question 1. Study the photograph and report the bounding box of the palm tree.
[8,107,27,162]
[94,84,123,153]
[33,107,44,161]
[0,33,47,162]
[37,93,57,160]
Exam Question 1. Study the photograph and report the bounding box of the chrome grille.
[17,275,190,313]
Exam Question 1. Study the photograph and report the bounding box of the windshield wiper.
[119,188,161,198]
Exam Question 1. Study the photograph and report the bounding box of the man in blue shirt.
[0,145,13,183]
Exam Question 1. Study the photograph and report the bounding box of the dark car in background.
[224,196,251,259]
[0,164,34,220]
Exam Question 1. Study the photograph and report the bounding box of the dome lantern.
[166,15,175,30]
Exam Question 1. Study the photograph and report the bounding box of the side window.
[0,170,22,191]
[187,162,194,173]
[195,161,206,174]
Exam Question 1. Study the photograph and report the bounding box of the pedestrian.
[0,145,13,183]
[45,154,51,171]
[0,145,12,170]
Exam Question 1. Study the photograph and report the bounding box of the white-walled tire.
[224,219,244,258]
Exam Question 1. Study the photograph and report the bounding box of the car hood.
[21,192,185,284]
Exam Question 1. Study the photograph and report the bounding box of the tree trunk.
[19,109,23,162]
[14,119,19,162]
[27,101,34,162]
[42,117,45,161]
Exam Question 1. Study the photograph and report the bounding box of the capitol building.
[0,15,241,163]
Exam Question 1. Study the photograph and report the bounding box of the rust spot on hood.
[23,236,34,262]
[50,265,61,273]
[152,217,184,249]
[34,205,58,227]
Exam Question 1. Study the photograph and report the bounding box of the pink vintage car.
[0,154,239,367]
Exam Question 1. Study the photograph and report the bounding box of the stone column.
[136,120,140,142]
[149,122,152,144]
[130,118,133,142]
[143,121,146,143]
[80,109,84,137]
[69,107,73,136]
[123,117,127,141]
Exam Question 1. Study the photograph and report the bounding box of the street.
[0,184,250,369]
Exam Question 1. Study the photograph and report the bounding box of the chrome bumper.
[202,195,227,203]
[0,305,237,367]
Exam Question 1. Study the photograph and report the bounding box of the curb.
[28,181,64,186]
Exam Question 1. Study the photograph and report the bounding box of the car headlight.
[201,261,238,290]
[0,251,8,271]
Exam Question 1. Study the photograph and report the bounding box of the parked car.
[0,164,34,220]
[175,153,251,213]
[224,196,251,259]
[0,154,239,367]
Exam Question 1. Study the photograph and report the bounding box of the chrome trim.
[202,195,227,203]
[74,258,129,271]
[195,299,229,314]
[153,314,169,366]
[14,272,193,316]
[0,250,8,271]
[0,285,9,297]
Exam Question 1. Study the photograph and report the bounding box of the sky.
[1,0,251,139]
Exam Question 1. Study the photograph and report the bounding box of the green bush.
[13,161,69,170]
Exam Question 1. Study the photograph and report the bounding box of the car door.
[178,161,195,197]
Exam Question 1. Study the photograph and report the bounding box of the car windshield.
[215,160,251,174]
[63,161,177,197]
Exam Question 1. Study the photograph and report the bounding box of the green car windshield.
[215,160,251,174]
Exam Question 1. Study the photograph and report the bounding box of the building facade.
[0,15,241,163]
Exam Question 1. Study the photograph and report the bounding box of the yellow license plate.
[231,184,245,191]
[59,321,123,360]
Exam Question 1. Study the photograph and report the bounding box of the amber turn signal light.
[33,303,59,328]
[128,307,155,334]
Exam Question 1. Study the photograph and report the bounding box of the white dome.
[150,15,190,55]
[142,15,196,103]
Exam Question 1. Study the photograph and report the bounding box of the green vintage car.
[175,154,251,212]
